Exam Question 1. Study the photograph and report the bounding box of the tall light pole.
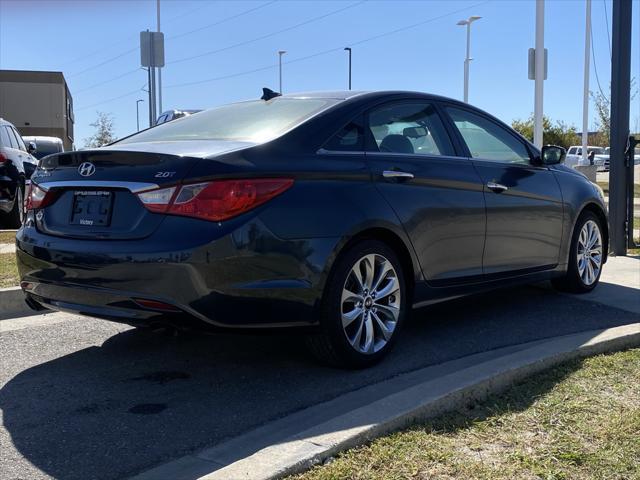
[344,47,352,90]
[278,50,286,93]
[157,0,162,114]
[136,99,144,131]
[456,15,481,103]
[533,0,545,148]
[581,0,591,165]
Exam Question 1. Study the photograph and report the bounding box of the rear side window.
[366,102,454,156]
[447,107,530,164]
[323,121,364,151]
[2,126,18,149]
[10,128,26,151]
[0,126,11,148]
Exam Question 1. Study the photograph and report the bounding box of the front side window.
[118,97,337,145]
[447,107,531,164]
[3,127,18,149]
[367,102,454,156]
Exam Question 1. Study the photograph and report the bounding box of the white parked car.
[564,146,608,170]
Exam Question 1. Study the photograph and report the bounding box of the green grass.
[293,349,640,480]
[0,231,16,244]
[0,252,19,288]
[597,181,640,198]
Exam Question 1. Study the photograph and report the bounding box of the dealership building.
[0,69,74,150]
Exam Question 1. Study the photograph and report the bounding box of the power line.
[61,3,210,69]
[167,0,367,66]
[168,1,278,42]
[602,0,612,60]
[74,68,143,95]
[76,88,144,112]
[590,21,607,98]
[68,47,138,78]
[165,0,490,89]
[77,0,489,110]
[67,0,280,83]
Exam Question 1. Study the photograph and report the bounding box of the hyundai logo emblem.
[78,162,96,177]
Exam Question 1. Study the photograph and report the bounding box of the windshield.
[589,147,605,155]
[33,141,63,159]
[118,97,337,145]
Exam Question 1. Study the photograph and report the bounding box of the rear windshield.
[33,141,63,159]
[117,97,336,145]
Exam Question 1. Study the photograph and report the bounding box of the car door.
[443,105,563,276]
[364,100,486,285]
[8,127,37,177]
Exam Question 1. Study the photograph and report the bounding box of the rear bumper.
[16,213,339,329]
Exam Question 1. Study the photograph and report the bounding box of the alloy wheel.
[577,219,602,286]
[341,254,401,354]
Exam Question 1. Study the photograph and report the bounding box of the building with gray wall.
[0,70,74,150]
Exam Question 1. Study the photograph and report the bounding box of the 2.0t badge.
[78,162,96,177]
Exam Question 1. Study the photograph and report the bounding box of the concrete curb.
[0,287,31,320]
[130,323,640,480]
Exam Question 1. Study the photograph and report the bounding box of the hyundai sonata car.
[16,90,608,367]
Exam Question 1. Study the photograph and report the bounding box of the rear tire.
[2,182,24,228]
[552,211,604,293]
[306,239,407,368]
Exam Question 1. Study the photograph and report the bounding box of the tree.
[590,79,637,147]
[511,115,579,149]
[84,112,116,148]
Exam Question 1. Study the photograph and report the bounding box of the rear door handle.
[383,170,414,180]
[486,181,508,192]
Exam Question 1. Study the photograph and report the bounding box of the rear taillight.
[25,183,58,210]
[136,178,293,222]
[0,153,7,165]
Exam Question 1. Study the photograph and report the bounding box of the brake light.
[136,178,293,222]
[25,183,58,210]
[0,153,6,165]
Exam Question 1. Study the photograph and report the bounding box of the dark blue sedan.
[16,90,608,367]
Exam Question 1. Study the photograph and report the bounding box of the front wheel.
[306,240,407,368]
[552,211,604,293]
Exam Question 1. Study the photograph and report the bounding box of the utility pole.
[157,0,162,115]
[581,0,591,164]
[609,0,633,255]
[136,99,144,131]
[456,16,481,103]
[278,50,286,93]
[533,0,544,148]
[344,47,352,90]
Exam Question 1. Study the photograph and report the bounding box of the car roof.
[281,90,469,105]
[22,136,63,143]
[0,117,16,127]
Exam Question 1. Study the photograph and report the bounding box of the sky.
[1,0,639,147]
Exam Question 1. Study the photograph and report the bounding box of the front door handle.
[383,170,414,180]
[486,181,508,193]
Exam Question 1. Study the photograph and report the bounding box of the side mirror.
[541,145,566,165]
[27,142,37,154]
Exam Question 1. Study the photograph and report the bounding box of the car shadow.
[1,284,638,480]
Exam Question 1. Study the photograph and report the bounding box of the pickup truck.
[564,145,609,171]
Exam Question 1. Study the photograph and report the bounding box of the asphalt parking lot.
[1,282,638,480]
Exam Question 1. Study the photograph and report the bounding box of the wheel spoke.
[374,302,400,321]
[341,252,401,354]
[362,314,374,353]
[372,311,393,341]
[371,260,393,293]
[342,306,363,329]
[375,275,399,299]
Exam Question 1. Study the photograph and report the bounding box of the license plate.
[70,191,113,226]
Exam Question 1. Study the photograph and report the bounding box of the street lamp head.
[278,50,287,55]
[344,47,351,51]
[456,20,468,25]
[469,16,482,23]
